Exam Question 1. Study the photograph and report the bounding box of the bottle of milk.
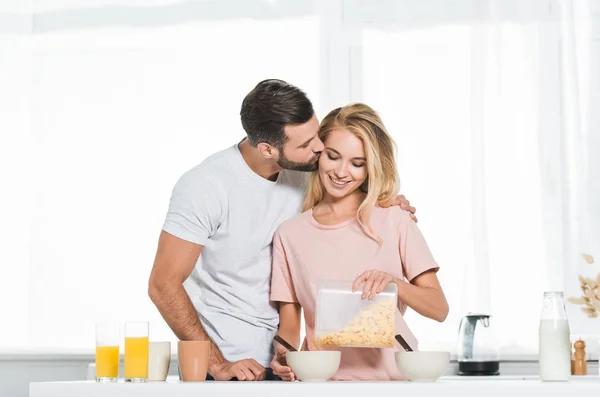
[539,291,571,381]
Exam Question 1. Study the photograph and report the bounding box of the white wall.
[0,355,180,397]
[0,355,89,397]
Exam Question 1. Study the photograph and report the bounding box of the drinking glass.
[124,321,149,382]
[95,322,120,382]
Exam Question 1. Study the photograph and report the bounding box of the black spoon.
[395,334,413,352]
[274,335,297,352]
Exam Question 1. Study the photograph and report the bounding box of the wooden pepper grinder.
[570,341,574,374]
[573,339,587,375]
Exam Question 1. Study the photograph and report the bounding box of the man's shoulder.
[176,145,237,185]
[186,145,236,175]
[169,148,239,204]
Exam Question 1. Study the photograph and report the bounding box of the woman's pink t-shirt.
[270,205,439,381]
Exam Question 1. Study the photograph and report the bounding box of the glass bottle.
[539,291,570,381]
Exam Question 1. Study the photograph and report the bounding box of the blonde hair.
[302,103,400,243]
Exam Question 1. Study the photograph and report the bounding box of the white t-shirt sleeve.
[162,169,226,246]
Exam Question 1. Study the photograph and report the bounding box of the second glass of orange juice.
[124,321,149,382]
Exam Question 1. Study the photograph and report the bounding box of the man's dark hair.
[240,79,314,149]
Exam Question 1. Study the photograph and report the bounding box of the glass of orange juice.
[124,321,149,382]
[95,322,120,382]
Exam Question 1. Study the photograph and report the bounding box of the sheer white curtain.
[559,0,600,341]
[1,0,596,357]
[0,1,320,352]
[360,0,594,355]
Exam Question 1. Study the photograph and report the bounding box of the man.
[148,79,417,381]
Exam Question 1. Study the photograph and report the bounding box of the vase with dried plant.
[567,253,597,318]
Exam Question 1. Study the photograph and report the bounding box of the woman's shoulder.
[372,205,412,226]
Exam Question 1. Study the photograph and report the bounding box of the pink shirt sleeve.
[398,210,439,281]
[270,231,299,303]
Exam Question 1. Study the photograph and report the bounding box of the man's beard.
[276,151,320,172]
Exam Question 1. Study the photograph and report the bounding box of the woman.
[269,103,449,381]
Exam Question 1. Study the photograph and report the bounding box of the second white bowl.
[286,351,341,382]
[395,351,450,382]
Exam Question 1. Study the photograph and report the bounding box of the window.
[360,2,592,354]
[0,0,594,357]
[0,15,319,352]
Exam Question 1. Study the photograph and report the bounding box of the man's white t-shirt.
[162,143,306,366]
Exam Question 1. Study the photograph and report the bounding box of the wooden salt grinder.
[573,339,587,375]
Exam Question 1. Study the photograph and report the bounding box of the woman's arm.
[395,207,448,322]
[353,269,448,322]
[394,270,448,322]
[270,302,302,381]
[276,302,302,348]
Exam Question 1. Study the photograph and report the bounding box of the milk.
[539,319,570,381]
[148,342,171,381]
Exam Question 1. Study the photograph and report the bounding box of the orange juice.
[124,336,149,379]
[95,345,119,378]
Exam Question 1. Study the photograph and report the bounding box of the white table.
[29,375,600,397]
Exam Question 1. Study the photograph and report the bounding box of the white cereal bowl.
[286,351,341,382]
[395,351,450,382]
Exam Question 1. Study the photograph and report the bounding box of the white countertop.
[29,375,600,397]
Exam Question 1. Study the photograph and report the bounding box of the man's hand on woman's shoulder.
[381,194,417,223]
